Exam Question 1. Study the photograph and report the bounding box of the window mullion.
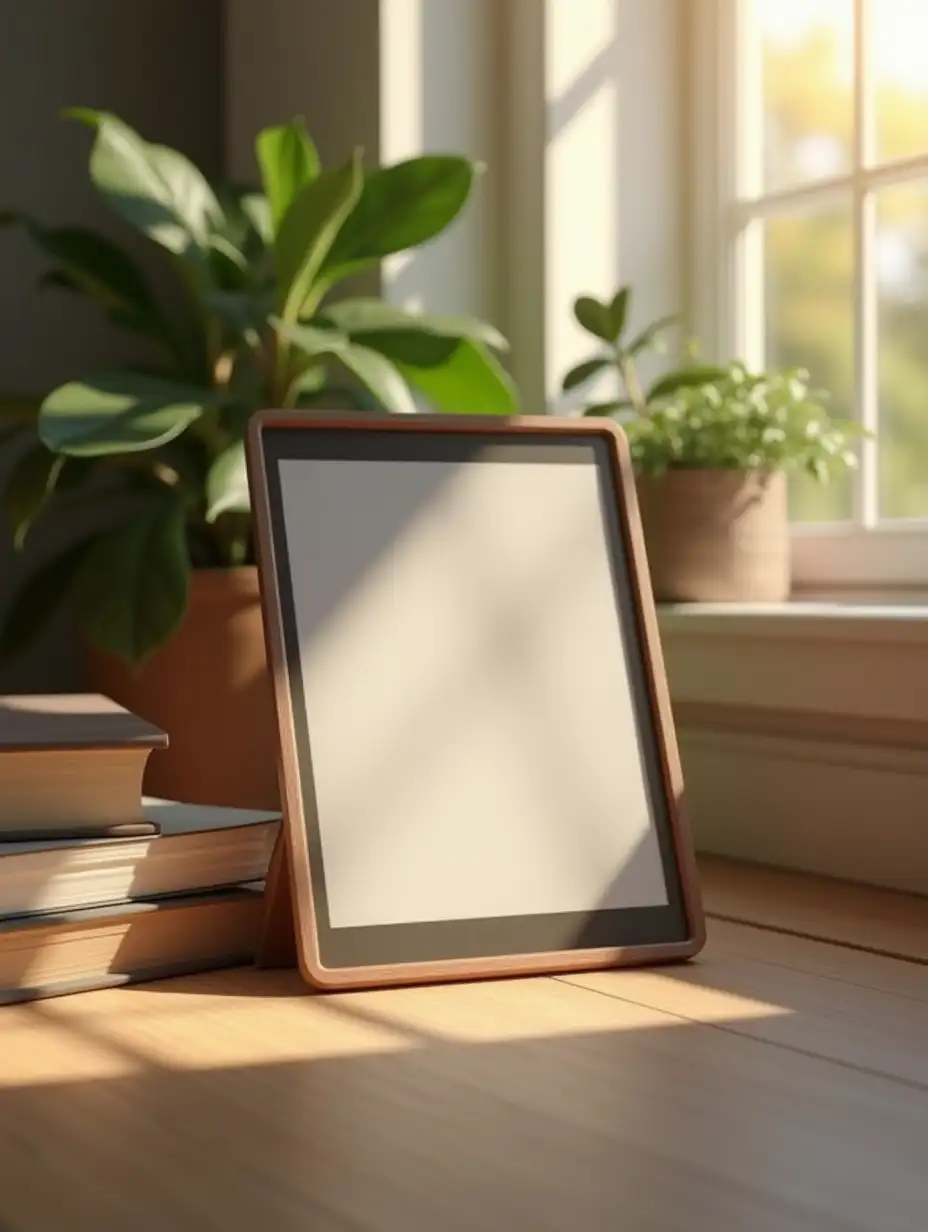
[733,0,765,368]
[854,0,879,529]
[690,0,736,360]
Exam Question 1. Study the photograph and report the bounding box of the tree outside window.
[731,0,928,529]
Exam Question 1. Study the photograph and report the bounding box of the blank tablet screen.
[262,428,688,968]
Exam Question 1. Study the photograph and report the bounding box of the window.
[692,0,928,589]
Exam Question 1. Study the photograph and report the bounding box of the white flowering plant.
[560,288,865,482]
[624,361,866,479]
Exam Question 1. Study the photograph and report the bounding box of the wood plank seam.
[551,972,928,1094]
[703,910,928,967]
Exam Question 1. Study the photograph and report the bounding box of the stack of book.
[0,693,280,1003]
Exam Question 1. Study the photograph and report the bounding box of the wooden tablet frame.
[247,411,704,990]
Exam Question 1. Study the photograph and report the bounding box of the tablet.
[247,412,704,989]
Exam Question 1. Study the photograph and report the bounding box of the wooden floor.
[2,877,927,1230]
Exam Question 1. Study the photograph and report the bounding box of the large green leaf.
[239,193,273,245]
[205,441,250,522]
[275,322,411,411]
[39,372,216,456]
[399,341,519,416]
[320,298,508,366]
[319,298,505,346]
[207,234,250,289]
[2,442,66,549]
[0,532,100,660]
[274,318,348,360]
[146,141,225,246]
[4,211,185,359]
[75,496,190,665]
[149,141,225,240]
[211,181,273,256]
[4,446,95,549]
[66,109,223,260]
[322,156,477,279]
[257,119,320,232]
[346,328,458,368]
[337,344,418,415]
[274,319,349,405]
[4,214,158,320]
[291,366,326,399]
[275,151,364,323]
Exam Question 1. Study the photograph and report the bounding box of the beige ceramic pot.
[636,468,790,603]
[82,566,279,809]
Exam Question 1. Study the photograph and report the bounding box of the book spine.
[0,822,161,842]
[0,878,268,924]
[0,884,264,932]
[0,953,255,1006]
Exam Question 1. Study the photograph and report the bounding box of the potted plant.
[0,111,518,807]
[563,287,862,602]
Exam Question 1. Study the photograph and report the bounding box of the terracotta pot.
[636,468,790,603]
[82,566,279,810]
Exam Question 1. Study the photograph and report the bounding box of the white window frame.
[689,0,928,592]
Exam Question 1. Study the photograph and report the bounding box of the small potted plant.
[563,287,863,602]
[0,111,518,807]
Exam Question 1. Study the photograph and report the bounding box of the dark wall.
[0,0,223,693]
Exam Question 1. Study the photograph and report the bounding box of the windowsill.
[657,590,928,730]
[658,595,928,643]
[658,595,928,895]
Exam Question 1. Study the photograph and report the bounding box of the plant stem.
[617,351,649,417]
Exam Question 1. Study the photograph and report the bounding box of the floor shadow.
[100,896,928,1097]
[1,983,925,1232]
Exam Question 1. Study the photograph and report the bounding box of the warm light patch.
[0,1018,140,1088]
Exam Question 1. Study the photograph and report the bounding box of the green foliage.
[75,495,190,665]
[0,533,98,661]
[255,119,320,231]
[39,373,222,455]
[275,152,364,323]
[624,361,866,479]
[322,156,478,283]
[564,284,725,421]
[0,112,517,666]
[397,340,518,416]
[563,284,865,480]
[64,109,223,271]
